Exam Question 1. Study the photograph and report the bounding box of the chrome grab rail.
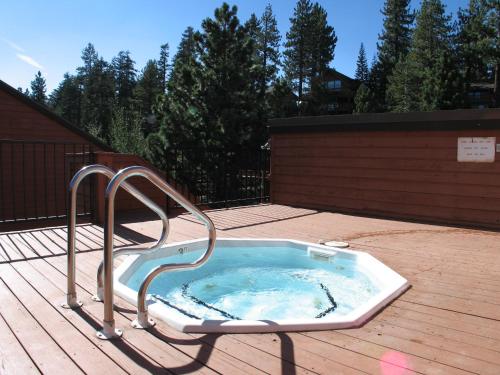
[100,166,216,338]
[62,164,169,312]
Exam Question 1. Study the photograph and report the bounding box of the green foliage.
[49,73,82,126]
[30,71,47,104]
[386,56,420,112]
[456,0,493,87]
[283,0,336,114]
[354,84,376,113]
[355,43,369,83]
[195,3,262,148]
[387,0,462,112]
[258,4,281,94]
[112,50,136,109]
[158,43,170,93]
[109,107,145,155]
[372,0,414,109]
[134,59,162,125]
[80,57,115,138]
[268,77,298,118]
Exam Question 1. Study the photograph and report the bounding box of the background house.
[320,69,359,115]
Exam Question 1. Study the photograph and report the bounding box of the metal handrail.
[62,164,169,312]
[99,166,216,339]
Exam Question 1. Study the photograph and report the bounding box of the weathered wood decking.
[1,204,499,374]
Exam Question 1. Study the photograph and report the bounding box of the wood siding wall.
[0,89,97,143]
[0,86,103,227]
[271,127,500,229]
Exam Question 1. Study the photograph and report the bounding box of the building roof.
[0,79,113,151]
[269,108,500,133]
[324,68,358,83]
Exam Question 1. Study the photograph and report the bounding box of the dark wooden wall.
[270,110,500,229]
[0,83,104,226]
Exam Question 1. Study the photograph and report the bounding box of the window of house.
[327,102,338,111]
[326,80,342,90]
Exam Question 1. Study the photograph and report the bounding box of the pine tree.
[373,0,414,109]
[196,3,261,148]
[135,59,162,120]
[387,0,460,111]
[112,50,136,109]
[50,73,82,125]
[109,107,145,155]
[80,57,115,138]
[309,3,336,80]
[158,43,170,93]
[284,0,336,113]
[355,43,369,83]
[284,0,314,103]
[77,43,98,78]
[162,26,204,150]
[386,56,420,112]
[259,4,281,95]
[354,84,375,113]
[268,77,298,117]
[30,71,47,104]
[485,1,500,105]
[456,0,493,92]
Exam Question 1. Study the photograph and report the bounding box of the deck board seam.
[38,255,249,375]
[294,331,426,375]
[0,307,41,374]
[0,273,87,374]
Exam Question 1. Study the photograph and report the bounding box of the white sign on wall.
[457,137,496,163]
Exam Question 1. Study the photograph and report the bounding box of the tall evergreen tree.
[147,26,204,166]
[77,43,98,79]
[283,0,314,103]
[135,59,162,118]
[387,0,461,111]
[456,0,493,93]
[30,71,47,104]
[355,43,369,83]
[158,43,170,93]
[485,1,500,105]
[258,4,281,95]
[309,3,336,80]
[80,57,115,138]
[196,3,261,148]
[49,73,82,125]
[112,50,136,109]
[386,55,421,112]
[354,84,376,113]
[373,0,414,109]
[284,0,336,113]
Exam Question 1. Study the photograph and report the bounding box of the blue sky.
[1,0,468,93]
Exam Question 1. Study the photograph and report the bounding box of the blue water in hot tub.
[124,245,379,321]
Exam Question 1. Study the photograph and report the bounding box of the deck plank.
[0,262,128,375]
[0,269,84,374]
[0,310,40,374]
[1,204,500,374]
[47,253,308,375]
[41,255,263,375]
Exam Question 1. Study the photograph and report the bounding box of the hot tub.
[114,238,409,333]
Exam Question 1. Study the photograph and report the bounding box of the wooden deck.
[1,204,499,374]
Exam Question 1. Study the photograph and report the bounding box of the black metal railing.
[0,139,95,224]
[163,146,270,211]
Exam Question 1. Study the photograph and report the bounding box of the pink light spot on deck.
[380,351,409,375]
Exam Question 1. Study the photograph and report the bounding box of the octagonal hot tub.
[114,238,409,333]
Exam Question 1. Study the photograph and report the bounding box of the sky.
[1,0,469,93]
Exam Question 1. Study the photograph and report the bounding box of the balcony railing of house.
[162,146,270,212]
[0,139,95,224]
